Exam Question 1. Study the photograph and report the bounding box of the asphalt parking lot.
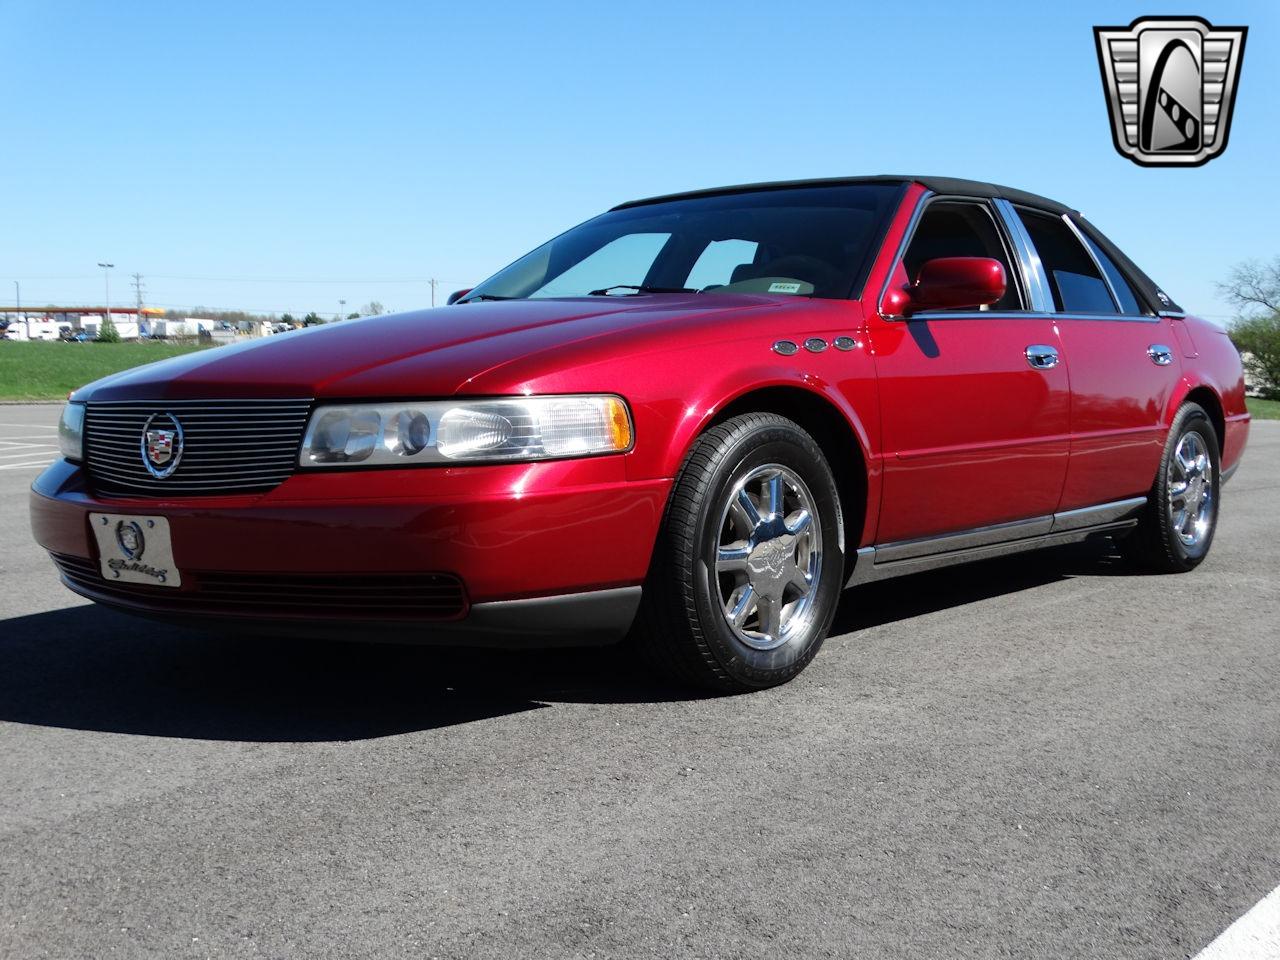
[1,402,1277,960]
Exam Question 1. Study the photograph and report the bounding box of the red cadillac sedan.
[32,176,1249,691]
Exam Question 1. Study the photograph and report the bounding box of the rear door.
[1012,207,1178,511]
[868,196,1071,544]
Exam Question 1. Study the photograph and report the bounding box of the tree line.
[1222,258,1280,399]
[161,302,386,328]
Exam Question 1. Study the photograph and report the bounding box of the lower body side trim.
[848,497,1147,586]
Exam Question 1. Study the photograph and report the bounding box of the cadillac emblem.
[1094,16,1247,167]
[140,412,184,479]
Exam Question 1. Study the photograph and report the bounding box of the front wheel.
[1124,402,1220,573]
[631,413,845,692]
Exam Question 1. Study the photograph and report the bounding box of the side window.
[1078,232,1147,315]
[1016,210,1118,314]
[530,233,670,298]
[902,200,1023,311]
[685,239,759,291]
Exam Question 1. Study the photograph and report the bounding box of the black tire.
[631,413,845,692]
[1123,402,1221,573]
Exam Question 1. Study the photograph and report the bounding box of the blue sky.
[2,0,1276,322]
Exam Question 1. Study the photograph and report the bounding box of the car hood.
[75,294,788,402]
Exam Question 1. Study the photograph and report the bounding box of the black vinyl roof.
[612,175,1077,216]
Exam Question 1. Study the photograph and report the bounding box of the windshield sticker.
[768,282,803,294]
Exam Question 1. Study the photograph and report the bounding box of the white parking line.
[0,423,58,430]
[1194,884,1280,959]
[0,449,56,461]
[0,460,54,470]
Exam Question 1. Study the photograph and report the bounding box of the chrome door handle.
[1147,344,1174,366]
[1025,344,1059,369]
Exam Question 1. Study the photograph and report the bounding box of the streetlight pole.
[338,298,346,321]
[97,262,113,333]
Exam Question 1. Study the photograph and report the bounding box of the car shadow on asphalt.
[832,536,1140,634]
[0,538,1138,743]
[0,602,707,742]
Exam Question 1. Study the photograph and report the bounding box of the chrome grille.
[83,398,313,497]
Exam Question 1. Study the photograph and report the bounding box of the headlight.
[58,402,85,462]
[298,395,633,468]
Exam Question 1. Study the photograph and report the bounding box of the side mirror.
[884,257,1006,316]
[447,288,472,305]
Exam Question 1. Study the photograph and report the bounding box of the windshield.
[462,183,904,303]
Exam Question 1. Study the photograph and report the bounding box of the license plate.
[89,513,182,588]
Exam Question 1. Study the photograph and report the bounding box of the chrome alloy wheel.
[713,464,823,652]
[1167,431,1215,548]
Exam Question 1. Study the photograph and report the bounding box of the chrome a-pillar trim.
[993,198,1054,313]
[876,188,934,319]
[846,496,1148,586]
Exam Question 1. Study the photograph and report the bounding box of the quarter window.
[1078,232,1147,315]
[1017,209,1118,314]
[902,200,1023,311]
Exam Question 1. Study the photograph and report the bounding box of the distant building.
[0,305,164,341]
[0,306,276,342]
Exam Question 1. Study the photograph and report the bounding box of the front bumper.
[31,457,667,646]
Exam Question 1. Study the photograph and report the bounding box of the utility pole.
[131,273,145,316]
[97,262,114,330]
[338,298,346,321]
[14,280,28,340]
[429,278,438,308]
[131,272,145,332]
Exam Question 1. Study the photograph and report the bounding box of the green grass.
[1247,397,1280,420]
[0,341,212,401]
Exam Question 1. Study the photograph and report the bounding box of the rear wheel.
[1124,402,1220,573]
[632,413,844,692]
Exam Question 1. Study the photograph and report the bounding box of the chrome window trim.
[876,188,933,321]
[993,199,1054,313]
[890,310,1159,323]
[877,192,1031,321]
[999,203,1164,323]
[875,193,1166,324]
[1060,214,1126,314]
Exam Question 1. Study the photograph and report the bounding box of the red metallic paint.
[1054,316,1177,511]
[902,257,1007,315]
[866,307,1071,541]
[31,456,666,603]
[33,178,1251,632]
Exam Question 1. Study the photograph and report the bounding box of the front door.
[869,197,1071,544]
